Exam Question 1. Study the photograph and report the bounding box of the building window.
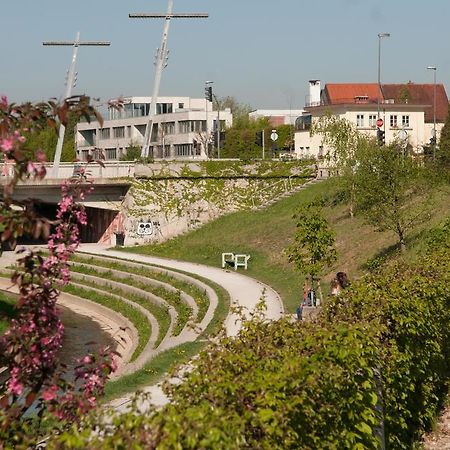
[157,103,173,114]
[161,122,175,135]
[402,115,410,127]
[368,115,377,127]
[390,115,398,128]
[179,121,190,133]
[356,114,364,127]
[175,144,193,156]
[113,127,125,139]
[105,148,117,160]
[178,103,184,109]
[100,128,110,140]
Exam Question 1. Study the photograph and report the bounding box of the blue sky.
[2,0,450,110]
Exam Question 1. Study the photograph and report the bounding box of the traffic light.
[204,86,213,102]
[377,128,385,146]
[255,130,263,146]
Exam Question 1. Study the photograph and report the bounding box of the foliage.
[0,96,116,448]
[119,143,142,161]
[438,104,450,166]
[221,116,270,159]
[311,114,368,217]
[51,221,450,449]
[285,200,337,281]
[214,96,252,120]
[354,144,433,252]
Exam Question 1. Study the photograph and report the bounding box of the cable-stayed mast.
[129,1,208,158]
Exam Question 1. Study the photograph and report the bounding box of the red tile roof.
[321,82,449,123]
[382,83,448,123]
[324,83,382,105]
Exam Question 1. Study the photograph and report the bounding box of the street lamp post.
[427,65,437,160]
[377,32,390,119]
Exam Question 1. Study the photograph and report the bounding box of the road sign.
[376,118,383,128]
[398,129,408,141]
[270,131,278,141]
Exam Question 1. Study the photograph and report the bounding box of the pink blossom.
[8,377,24,396]
[0,138,14,152]
[42,385,58,402]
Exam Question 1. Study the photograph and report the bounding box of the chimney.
[309,80,321,106]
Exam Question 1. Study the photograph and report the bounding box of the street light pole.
[377,32,390,119]
[427,65,437,160]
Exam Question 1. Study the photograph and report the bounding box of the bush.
[50,224,450,449]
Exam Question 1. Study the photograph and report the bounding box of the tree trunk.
[397,224,407,253]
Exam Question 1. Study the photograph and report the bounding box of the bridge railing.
[0,161,136,180]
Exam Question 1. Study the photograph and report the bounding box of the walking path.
[78,244,284,336]
[76,244,284,410]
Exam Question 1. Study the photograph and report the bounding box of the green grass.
[70,256,231,400]
[0,291,17,335]
[103,341,206,401]
[63,284,151,362]
[70,254,210,322]
[70,264,190,336]
[123,180,337,312]
[123,179,450,312]
[67,275,170,348]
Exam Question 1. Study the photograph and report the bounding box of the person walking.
[296,303,303,322]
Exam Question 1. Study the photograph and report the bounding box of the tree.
[437,104,450,166]
[120,143,142,161]
[215,96,252,120]
[354,144,433,253]
[0,96,116,446]
[221,116,270,159]
[285,200,337,304]
[311,114,366,217]
[22,111,78,163]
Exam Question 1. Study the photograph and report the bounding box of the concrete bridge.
[1,161,133,244]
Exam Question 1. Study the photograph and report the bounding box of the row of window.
[108,102,185,120]
[356,114,410,128]
[99,120,208,140]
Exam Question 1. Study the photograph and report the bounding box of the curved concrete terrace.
[78,244,285,336]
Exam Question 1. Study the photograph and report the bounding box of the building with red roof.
[295,80,448,159]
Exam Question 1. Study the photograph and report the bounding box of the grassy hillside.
[126,178,450,312]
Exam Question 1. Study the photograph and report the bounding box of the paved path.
[77,244,284,410]
[78,244,284,336]
[1,245,284,409]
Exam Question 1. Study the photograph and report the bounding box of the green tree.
[437,104,450,166]
[354,144,433,252]
[215,96,252,120]
[221,116,270,159]
[311,114,367,217]
[23,113,77,162]
[285,200,337,303]
[120,143,142,161]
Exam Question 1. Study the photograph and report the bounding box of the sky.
[2,0,450,111]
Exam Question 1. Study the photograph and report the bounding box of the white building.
[295,80,448,159]
[76,96,233,161]
[249,109,305,126]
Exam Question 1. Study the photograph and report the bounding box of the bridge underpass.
[2,178,130,244]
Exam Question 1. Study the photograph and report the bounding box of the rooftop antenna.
[43,32,111,177]
[129,1,208,158]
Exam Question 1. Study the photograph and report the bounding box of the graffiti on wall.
[99,211,125,245]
